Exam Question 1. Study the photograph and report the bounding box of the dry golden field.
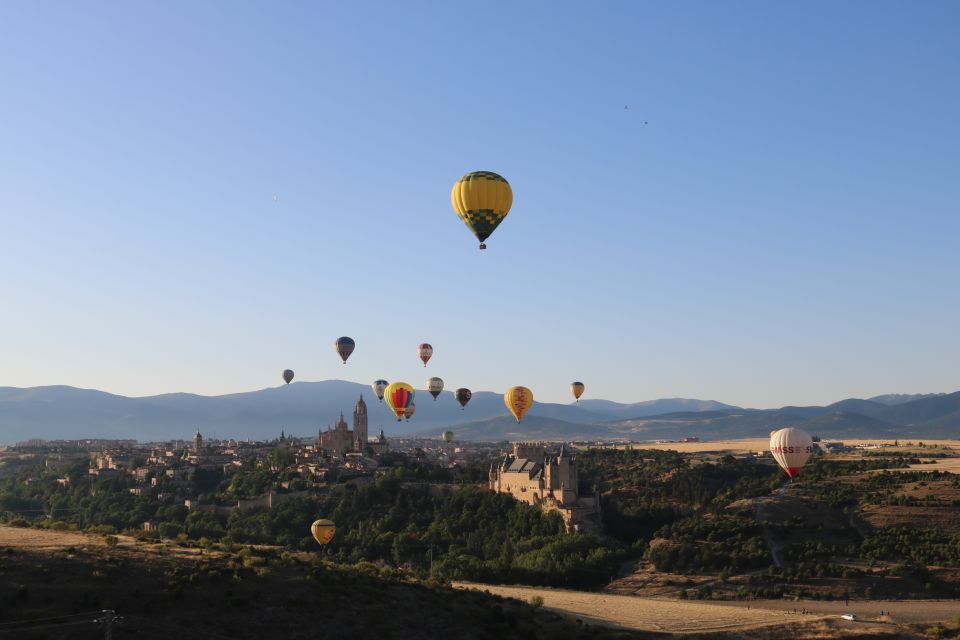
[456,582,960,633]
[599,438,960,454]
[454,582,806,633]
[0,524,107,549]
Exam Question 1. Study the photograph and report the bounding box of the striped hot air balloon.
[384,382,414,422]
[371,379,389,403]
[426,377,444,400]
[334,337,355,364]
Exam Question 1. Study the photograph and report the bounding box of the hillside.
[0,526,640,640]
[2,383,960,443]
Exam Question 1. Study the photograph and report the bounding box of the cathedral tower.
[353,395,368,451]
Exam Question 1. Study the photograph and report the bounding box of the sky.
[1,1,958,409]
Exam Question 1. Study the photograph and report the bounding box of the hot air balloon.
[384,382,414,422]
[455,388,472,410]
[310,519,336,546]
[570,382,585,402]
[334,337,355,364]
[769,427,814,479]
[404,403,416,421]
[371,380,389,403]
[451,171,513,250]
[442,431,454,443]
[418,343,433,367]
[426,377,444,401]
[282,369,294,385]
[504,386,533,423]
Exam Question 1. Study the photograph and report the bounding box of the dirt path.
[454,582,808,633]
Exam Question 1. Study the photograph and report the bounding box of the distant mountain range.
[0,382,955,443]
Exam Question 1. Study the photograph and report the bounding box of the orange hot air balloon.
[310,519,336,546]
[504,386,533,423]
[570,382,585,402]
[383,382,414,422]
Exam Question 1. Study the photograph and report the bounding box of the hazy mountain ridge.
[868,393,944,406]
[0,382,958,442]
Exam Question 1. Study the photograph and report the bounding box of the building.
[318,395,368,456]
[368,429,390,456]
[489,442,601,533]
[193,431,203,453]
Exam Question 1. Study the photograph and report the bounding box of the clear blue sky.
[1,1,958,408]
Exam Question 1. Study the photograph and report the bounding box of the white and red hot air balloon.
[769,427,814,479]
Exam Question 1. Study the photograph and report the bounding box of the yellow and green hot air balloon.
[311,519,336,546]
[451,171,513,250]
[504,386,533,423]
[442,431,454,443]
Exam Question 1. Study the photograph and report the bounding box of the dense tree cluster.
[3,447,958,597]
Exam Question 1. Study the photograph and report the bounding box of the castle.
[489,442,601,533]
[318,395,368,456]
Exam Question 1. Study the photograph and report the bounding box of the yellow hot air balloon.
[383,382,414,422]
[310,519,336,546]
[451,171,513,250]
[570,382,585,402]
[504,386,533,423]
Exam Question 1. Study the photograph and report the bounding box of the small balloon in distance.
[334,337,355,364]
[310,519,336,546]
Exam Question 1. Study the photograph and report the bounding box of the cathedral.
[318,395,368,456]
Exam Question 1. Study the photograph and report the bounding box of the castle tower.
[353,395,368,451]
[556,443,574,494]
[193,431,202,452]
